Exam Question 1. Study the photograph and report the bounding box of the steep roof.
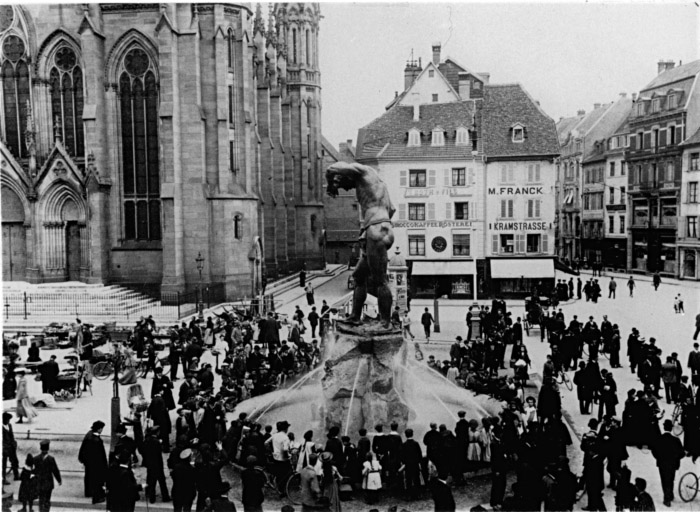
[355,101,477,160]
[580,98,633,160]
[480,83,559,159]
[573,103,613,136]
[680,126,700,147]
[321,136,341,162]
[641,59,700,92]
[556,115,585,145]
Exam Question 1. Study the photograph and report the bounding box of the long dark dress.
[78,431,108,500]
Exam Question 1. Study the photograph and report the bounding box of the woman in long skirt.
[203,317,215,348]
[15,371,37,424]
[320,452,341,512]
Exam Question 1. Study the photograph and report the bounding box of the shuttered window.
[445,203,452,220]
[491,234,499,255]
[427,202,436,220]
[428,169,437,187]
[400,170,408,187]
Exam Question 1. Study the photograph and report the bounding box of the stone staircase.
[2,282,180,328]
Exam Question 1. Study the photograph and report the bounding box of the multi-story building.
[626,59,700,275]
[555,98,633,266]
[355,44,559,299]
[0,3,327,297]
[601,121,631,270]
[678,128,700,279]
[580,95,633,266]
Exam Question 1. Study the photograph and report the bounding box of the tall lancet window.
[1,32,30,158]
[49,45,84,156]
[119,47,161,241]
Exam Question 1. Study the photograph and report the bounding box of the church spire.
[253,3,265,36]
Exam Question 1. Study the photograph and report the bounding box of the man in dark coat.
[78,420,108,503]
[241,455,265,512]
[581,419,605,511]
[430,472,456,512]
[142,426,171,503]
[631,477,656,512]
[106,450,142,512]
[40,355,60,395]
[307,307,320,338]
[652,419,685,506]
[147,392,172,452]
[34,439,62,512]
[113,423,139,465]
[198,363,215,393]
[2,411,20,482]
[384,422,404,492]
[171,448,198,512]
[151,367,176,410]
[398,428,422,499]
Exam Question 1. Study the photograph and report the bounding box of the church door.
[2,223,26,281]
[66,222,81,281]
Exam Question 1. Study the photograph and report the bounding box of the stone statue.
[326,162,395,328]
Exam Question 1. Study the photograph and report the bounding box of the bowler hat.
[39,440,50,449]
[91,420,106,431]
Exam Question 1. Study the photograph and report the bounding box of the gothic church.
[0,3,325,299]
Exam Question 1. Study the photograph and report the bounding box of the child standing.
[18,454,37,512]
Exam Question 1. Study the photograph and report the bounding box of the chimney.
[477,72,490,84]
[404,60,420,91]
[458,72,471,99]
[620,92,627,98]
[577,109,586,116]
[432,42,441,65]
[657,59,675,75]
[593,103,601,110]
[412,92,420,121]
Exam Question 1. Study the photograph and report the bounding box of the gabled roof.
[438,57,487,91]
[480,83,559,159]
[580,98,633,160]
[396,61,461,106]
[641,59,700,92]
[556,115,585,145]
[680,126,700,147]
[321,136,341,162]
[573,103,613,136]
[355,101,477,161]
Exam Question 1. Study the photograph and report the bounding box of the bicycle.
[679,470,699,502]
[555,369,573,391]
[253,465,302,505]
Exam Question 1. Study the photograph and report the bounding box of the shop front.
[409,260,476,299]
[487,257,555,298]
[680,247,700,280]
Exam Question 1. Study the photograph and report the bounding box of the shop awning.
[490,258,555,279]
[412,260,476,276]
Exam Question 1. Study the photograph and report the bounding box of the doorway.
[2,223,26,281]
[66,221,81,281]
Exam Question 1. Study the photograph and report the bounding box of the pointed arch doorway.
[1,186,27,281]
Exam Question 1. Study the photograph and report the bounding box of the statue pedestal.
[321,321,412,434]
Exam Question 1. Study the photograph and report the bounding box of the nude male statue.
[326,162,395,329]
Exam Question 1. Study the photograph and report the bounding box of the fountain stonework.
[321,323,411,435]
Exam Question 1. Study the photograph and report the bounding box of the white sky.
[318,2,700,148]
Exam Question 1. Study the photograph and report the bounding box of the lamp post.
[109,341,121,454]
[196,252,205,320]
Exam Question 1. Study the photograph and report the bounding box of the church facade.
[0,3,325,299]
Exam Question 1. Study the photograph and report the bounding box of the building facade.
[678,128,700,279]
[0,3,326,297]
[356,44,559,299]
[601,122,631,270]
[626,60,700,275]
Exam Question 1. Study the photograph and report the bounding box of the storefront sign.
[404,187,472,198]
[394,220,474,228]
[490,221,549,230]
[488,187,543,195]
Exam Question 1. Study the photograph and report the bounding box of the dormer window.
[651,98,660,113]
[636,102,645,116]
[407,128,421,147]
[455,127,469,146]
[473,81,481,90]
[512,124,525,143]
[668,93,678,109]
[431,127,445,147]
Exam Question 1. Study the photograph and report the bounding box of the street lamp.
[196,252,205,320]
[109,341,121,454]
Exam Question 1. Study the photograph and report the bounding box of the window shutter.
[516,234,526,254]
[444,169,450,186]
[492,234,499,254]
[508,199,514,218]
[471,202,476,220]
[508,165,515,182]
[428,169,437,187]
[468,168,475,185]
[399,170,407,187]
[660,129,667,147]
[500,200,506,218]
[535,200,541,218]
[527,200,533,218]
[542,234,549,253]
[398,203,406,220]
[427,202,436,220]
[535,164,541,181]
[445,203,452,220]
[500,165,507,183]
[528,165,534,182]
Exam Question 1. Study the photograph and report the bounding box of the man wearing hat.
[652,418,685,506]
[151,366,176,411]
[147,391,172,452]
[241,455,266,512]
[113,423,139,466]
[78,420,108,504]
[39,355,60,395]
[33,439,61,512]
[2,411,20,483]
[106,449,143,512]
[143,424,171,503]
[171,448,197,512]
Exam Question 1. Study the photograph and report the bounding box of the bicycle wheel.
[92,361,113,380]
[286,472,302,505]
[562,372,573,391]
[679,471,699,503]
